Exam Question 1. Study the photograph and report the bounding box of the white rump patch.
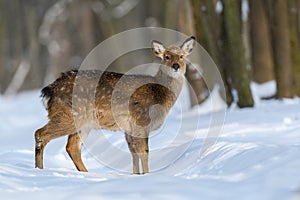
[42,96,50,110]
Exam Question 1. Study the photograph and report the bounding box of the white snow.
[0,81,299,200]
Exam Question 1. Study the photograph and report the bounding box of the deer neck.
[154,66,184,97]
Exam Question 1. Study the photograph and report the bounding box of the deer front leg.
[132,153,140,174]
[137,137,149,174]
[125,133,140,174]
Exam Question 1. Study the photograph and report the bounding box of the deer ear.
[151,40,165,59]
[181,36,195,55]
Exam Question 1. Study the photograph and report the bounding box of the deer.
[34,36,195,174]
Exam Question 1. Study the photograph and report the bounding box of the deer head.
[151,36,195,78]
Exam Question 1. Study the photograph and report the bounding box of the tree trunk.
[222,0,254,108]
[196,0,220,61]
[178,0,208,106]
[21,1,43,91]
[270,0,293,98]
[191,0,234,106]
[164,0,179,30]
[298,0,300,40]
[80,3,95,56]
[289,0,300,96]
[249,0,275,83]
[0,1,6,93]
[191,0,207,50]
[219,22,235,106]
[2,0,24,94]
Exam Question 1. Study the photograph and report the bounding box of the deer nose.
[172,63,180,71]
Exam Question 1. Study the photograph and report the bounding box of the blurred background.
[0,0,299,108]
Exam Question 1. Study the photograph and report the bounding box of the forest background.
[0,0,299,108]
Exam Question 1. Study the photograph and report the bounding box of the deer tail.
[41,85,53,110]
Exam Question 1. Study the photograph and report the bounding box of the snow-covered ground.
[0,81,299,200]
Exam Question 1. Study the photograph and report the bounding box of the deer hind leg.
[35,126,48,169]
[35,120,76,169]
[66,131,89,172]
[125,133,140,174]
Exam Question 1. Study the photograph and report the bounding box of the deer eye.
[180,55,183,59]
[165,55,170,60]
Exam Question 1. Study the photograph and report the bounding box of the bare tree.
[191,0,234,106]
[222,0,254,107]
[0,1,6,93]
[21,1,44,91]
[178,0,208,106]
[268,0,293,98]
[289,0,300,96]
[249,0,275,83]
[0,0,54,94]
[0,0,24,94]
